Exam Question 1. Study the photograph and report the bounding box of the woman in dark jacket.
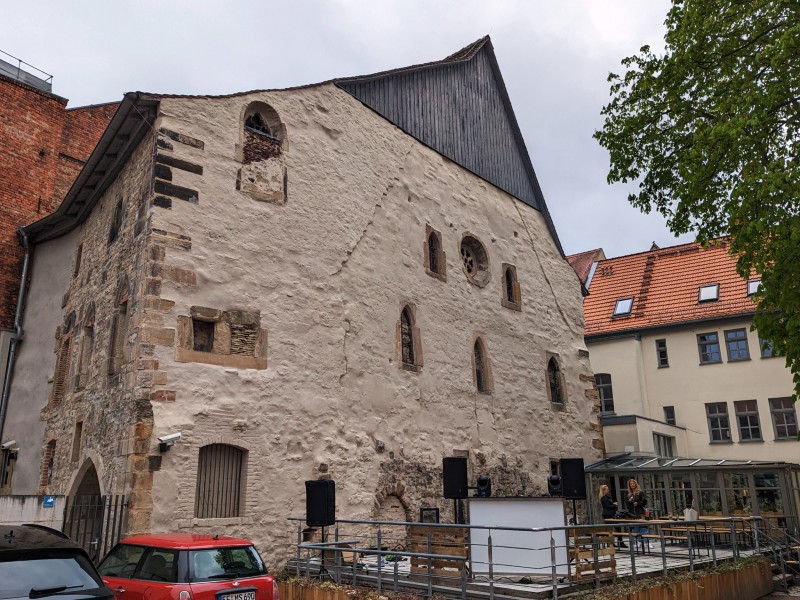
[599,484,627,548]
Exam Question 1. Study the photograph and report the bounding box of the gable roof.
[336,37,564,255]
[24,38,563,252]
[581,239,758,338]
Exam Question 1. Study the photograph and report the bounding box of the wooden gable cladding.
[336,38,564,254]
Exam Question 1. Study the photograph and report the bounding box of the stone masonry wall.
[37,130,157,532]
[136,83,602,567]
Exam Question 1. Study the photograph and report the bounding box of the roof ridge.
[599,236,729,264]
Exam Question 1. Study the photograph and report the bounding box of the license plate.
[221,592,256,600]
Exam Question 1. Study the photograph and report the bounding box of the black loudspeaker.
[560,458,587,500]
[442,457,468,499]
[547,474,562,497]
[476,475,492,498]
[305,480,336,526]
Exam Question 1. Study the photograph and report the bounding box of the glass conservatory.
[586,454,800,535]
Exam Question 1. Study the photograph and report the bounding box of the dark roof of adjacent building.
[573,239,758,338]
[24,37,563,254]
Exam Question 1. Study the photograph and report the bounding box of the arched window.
[401,307,415,366]
[424,225,446,280]
[501,263,521,310]
[195,444,246,518]
[473,338,491,393]
[547,357,564,405]
[397,305,422,371]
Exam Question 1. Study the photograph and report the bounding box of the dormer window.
[613,297,633,316]
[698,284,719,302]
[747,279,761,296]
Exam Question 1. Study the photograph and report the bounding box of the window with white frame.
[734,400,762,441]
[769,398,798,440]
[698,283,720,302]
[747,279,761,296]
[706,402,731,442]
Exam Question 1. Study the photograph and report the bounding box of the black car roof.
[0,524,82,553]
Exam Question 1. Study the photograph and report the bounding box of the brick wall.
[0,74,116,331]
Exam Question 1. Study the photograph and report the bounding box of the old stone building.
[0,53,116,492]
[4,37,602,563]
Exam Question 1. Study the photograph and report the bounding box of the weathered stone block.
[139,327,175,347]
[150,390,176,402]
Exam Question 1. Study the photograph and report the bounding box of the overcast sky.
[1,1,693,259]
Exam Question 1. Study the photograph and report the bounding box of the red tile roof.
[567,248,604,285]
[578,239,757,337]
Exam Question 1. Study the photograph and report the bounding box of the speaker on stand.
[559,458,586,525]
[442,457,468,524]
[305,480,336,580]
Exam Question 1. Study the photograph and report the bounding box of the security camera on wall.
[1,440,17,450]
[158,432,181,452]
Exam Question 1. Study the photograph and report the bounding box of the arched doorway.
[63,461,107,561]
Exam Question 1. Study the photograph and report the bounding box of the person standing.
[626,478,649,547]
[599,484,627,549]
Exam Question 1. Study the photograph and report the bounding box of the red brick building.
[0,57,116,460]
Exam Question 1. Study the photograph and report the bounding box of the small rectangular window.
[706,402,731,442]
[192,319,215,353]
[724,328,750,361]
[759,337,777,358]
[549,459,561,477]
[655,339,669,368]
[698,284,720,302]
[769,397,798,440]
[697,332,722,364]
[747,279,761,296]
[663,406,676,426]
[613,297,633,316]
[653,433,675,457]
[734,400,761,441]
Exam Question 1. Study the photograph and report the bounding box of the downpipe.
[0,228,31,445]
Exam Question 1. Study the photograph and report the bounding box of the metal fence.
[288,515,800,599]
[62,494,127,563]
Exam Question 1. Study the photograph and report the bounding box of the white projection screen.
[468,497,569,576]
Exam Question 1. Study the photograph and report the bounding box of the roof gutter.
[0,228,31,445]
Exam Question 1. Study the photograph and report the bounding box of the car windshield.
[189,546,266,582]
[0,553,102,599]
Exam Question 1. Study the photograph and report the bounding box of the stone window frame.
[74,303,95,391]
[108,198,124,245]
[459,233,491,288]
[396,304,423,372]
[423,225,446,281]
[107,279,130,376]
[177,306,268,370]
[194,443,248,519]
[472,336,493,394]
[546,353,567,410]
[40,439,56,491]
[501,263,522,311]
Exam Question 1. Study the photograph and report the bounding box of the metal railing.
[287,516,793,599]
[0,50,53,88]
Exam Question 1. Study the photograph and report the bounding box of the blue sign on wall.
[42,495,55,508]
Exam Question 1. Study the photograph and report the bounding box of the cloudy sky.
[1,1,693,258]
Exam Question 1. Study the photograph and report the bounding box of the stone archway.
[63,460,105,560]
[73,463,101,497]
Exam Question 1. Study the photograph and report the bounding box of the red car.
[97,533,279,600]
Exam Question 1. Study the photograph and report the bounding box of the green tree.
[595,0,800,406]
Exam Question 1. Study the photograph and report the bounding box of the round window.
[460,235,490,286]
